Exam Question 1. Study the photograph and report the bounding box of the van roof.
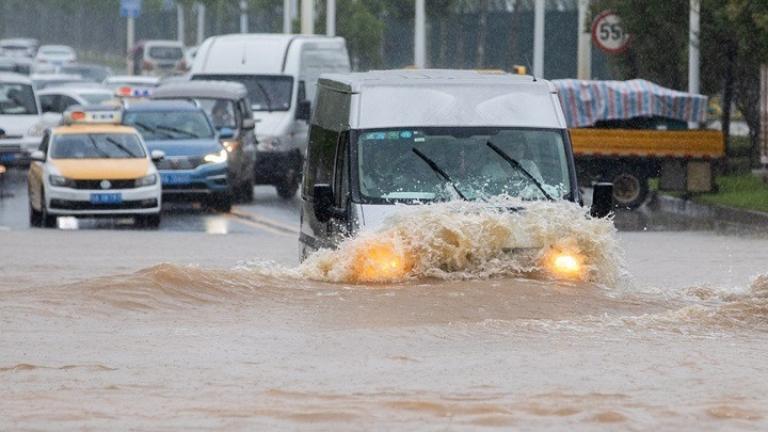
[196,33,346,74]
[152,80,247,100]
[316,69,566,130]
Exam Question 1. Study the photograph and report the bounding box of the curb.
[649,193,768,228]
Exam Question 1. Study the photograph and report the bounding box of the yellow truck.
[553,79,725,208]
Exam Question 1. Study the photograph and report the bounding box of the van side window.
[303,125,338,197]
[333,131,349,207]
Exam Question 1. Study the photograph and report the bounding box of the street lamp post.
[414,0,425,68]
[533,0,545,77]
[240,0,248,33]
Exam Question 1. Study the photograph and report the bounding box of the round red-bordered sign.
[591,10,630,54]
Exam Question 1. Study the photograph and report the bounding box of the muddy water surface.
[2,203,768,430]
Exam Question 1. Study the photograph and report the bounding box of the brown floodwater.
[2,202,767,430]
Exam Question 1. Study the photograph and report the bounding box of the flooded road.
[1,182,768,430]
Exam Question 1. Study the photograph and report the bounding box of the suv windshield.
[50,133,145,159]
[0,82,38,115]
[193,74,293,112]
[357,128,571,201]
[123,110,215,140]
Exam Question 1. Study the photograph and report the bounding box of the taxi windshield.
[356,127,571,202]
[50,133,146,159]
[123,110,215,140]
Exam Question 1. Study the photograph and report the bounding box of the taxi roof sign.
[115,86,153,98]
[63,105,122,125]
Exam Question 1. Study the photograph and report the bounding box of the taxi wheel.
[40,190,57,228]
[237,177,255,203]
[136,214,161,229]
[29,201,41,227]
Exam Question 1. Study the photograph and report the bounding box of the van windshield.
[356,128,571,202]
[0,82,38,115]
[193,74,293,112]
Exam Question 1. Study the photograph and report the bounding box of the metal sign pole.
[127,16,135,75]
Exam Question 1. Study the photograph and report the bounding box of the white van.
[299,70,613,259]
[190,34,350,198]
[0,72,43,164]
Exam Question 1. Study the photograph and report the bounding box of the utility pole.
[326,0,336,37]
[239,0,248,33]
[127,16,135,75]
[576,0,591,79]
[414,0,425,68]
[196,2,205,46]
[533,0,545,77]
[283,0,291,34]
[301,0,314,34]
[176,3,185,45]
[688,0,700,95]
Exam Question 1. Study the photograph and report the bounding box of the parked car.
[121,100,246,211]
[151,80,257,201]
[0,72,43,165]
[190,34,350,199]
[38,86,114,114]
[27,106,163,228]
[0,38,38,59]
[130,40,186,76]
[35,45,77,68]
[58,63,113,83]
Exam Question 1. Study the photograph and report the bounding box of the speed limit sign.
[591,10,630,54]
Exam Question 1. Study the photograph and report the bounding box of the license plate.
[0,153,16,162]
[90,193,122,204]
[161,173,191,185]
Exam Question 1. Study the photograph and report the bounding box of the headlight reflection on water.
[545,250,585,280]
[353,241,409,283]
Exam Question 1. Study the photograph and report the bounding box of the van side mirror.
[218,127,234,139]
[296,99,311,121]
[242,118,255,130]
[590,182,613,218]
[313,184,335,222]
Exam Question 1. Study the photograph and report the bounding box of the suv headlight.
[257,136,281,152]
[49,174,74,188]
[203,149,228,164]
[135,173,157,187]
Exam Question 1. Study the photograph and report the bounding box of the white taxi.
[27,106,164,228]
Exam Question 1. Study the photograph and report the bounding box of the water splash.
[298,199,624,285]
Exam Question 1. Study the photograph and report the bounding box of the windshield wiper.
[412,148,467,200]
[132,121,173,139]
[253,81,273,112]
[156,125,201,139]
[486,141,554,201]
[86,135,110,158]
[105,137,138,157]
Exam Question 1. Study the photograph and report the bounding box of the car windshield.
[79,92,113,105]
[357,127,571,202]
[193,74,293,111]
[196,98,236,129]
[50,133,145,159]
[148,46,183,60]
[123,110,214,140]
[0,82,38,114]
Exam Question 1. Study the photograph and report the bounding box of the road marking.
[229,207,299,235]
[225,213,295,237]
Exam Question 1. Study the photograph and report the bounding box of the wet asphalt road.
[0,167,301,236]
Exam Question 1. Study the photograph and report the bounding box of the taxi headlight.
[49,174,74,188]
[135,173,157,187]
[203,149,228,164]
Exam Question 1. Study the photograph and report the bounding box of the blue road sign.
[120,0,142,18]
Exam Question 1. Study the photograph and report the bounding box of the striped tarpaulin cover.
[551,79,708,128]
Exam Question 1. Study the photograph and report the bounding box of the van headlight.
[49,174,74,188]
[257,136,281,151]
[135,173,158,187]
[203,149,228,164]
[27,123,46,137]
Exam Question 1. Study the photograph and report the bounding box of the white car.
[0,72,44,164]
[103,75,160,89]
[38,86,114,113]
[27,107,164,228]
[34,45,76,68]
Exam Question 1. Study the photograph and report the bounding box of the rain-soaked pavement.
[1,166,768,431]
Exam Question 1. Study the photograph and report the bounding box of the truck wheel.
[276,173,299,199]
[208,192,232,212]
[611,169,649,209]
[237,176,255,203]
